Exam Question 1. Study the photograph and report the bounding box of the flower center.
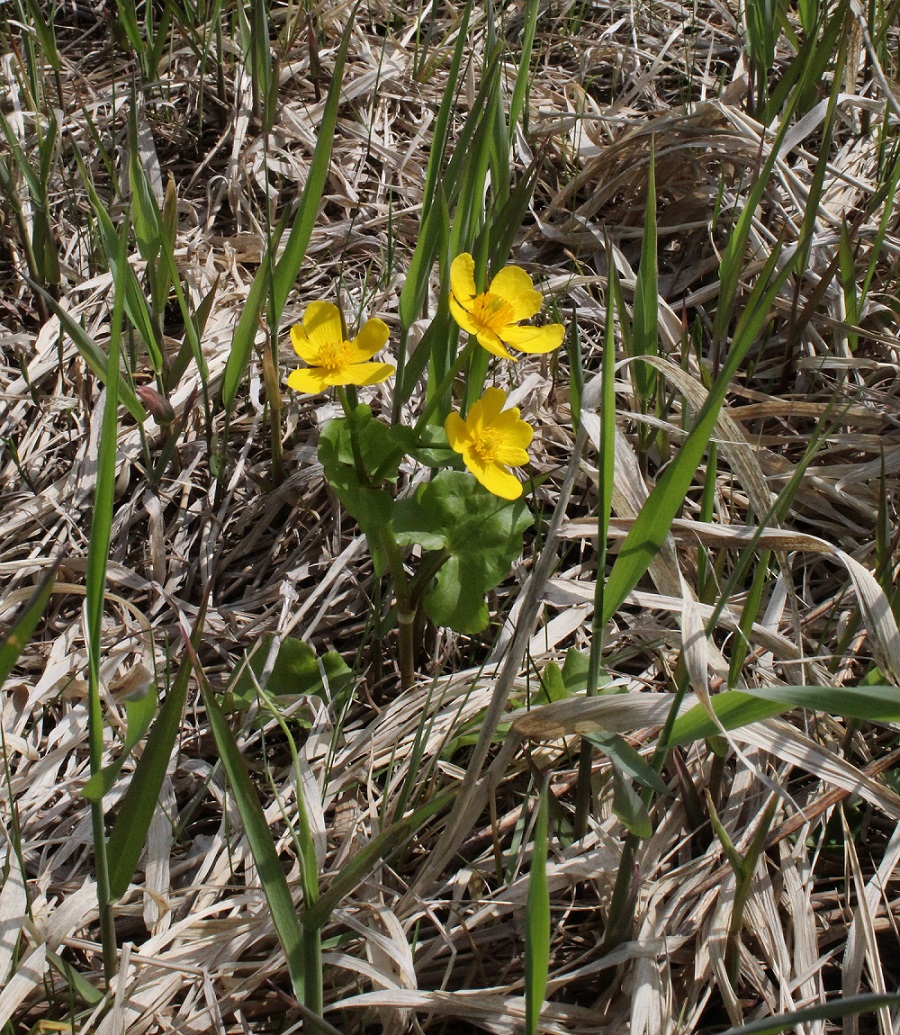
[470,291,514,334]
[316,338,351,372]
[471,428,503,464]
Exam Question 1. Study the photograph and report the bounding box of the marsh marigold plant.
[287,301,394,395]
[449,253,566,359]
[445,387,534,500]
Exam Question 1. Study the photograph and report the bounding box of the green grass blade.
[85,215,130,983]
[186,638,307,1002]
[19,0,61,72]
[727,550,771,687]
[250,0,274,132]
[585,733,669,794]
[719,992,900,1035]
[27,282,147,424]
[666,691,789,746]
[630,144,658,408]
[524,781,549,1035]
[112,0,144,55]
[508,0,539,132]
[106,604,207,900]
[220,214,285,415]
[745,684,900,721]
[71,141,165,375]
[602,239,797,625]
[271,5,358,320]
[81,678,158,801]
[574,279,617,835]
[484,153,541,273]
[302,791,452,931]
[397,42,500,347]
[0,566,57,685]
[128,101,163,267]
[419,0,473,219]
[712,50,814,343]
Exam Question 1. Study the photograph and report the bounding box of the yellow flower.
[287,301,395,395]
[445,387,534,500]
[448,253,566,360]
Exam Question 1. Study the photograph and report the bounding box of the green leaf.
[558,648,625,697]
[82,675,158,801]
[386,424,453,468]
[668,683,900,750]
[630,145,658,405]
[393,471,532,633]
[318,407,398,538]
[45,947,103,1006]
[561,649,590,695]
[536,662,568,705]
[231,635,352,710]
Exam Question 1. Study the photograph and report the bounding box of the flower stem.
[337,386,369,486]
[378,525,416,691]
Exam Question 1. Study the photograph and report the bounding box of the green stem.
[601,835,636,953]
[88,731,117,982]
[262,328,285,487]
[377,526,416,690]
[409,548,450,610]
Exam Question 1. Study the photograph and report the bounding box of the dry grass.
[2,0,900,1031]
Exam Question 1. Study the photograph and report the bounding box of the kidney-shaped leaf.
[318,406,398,542]
[394,471,532,633]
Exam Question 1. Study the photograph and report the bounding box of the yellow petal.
[488,265,542,322]
[339,361,395,387]
[476,328,516,360]
[500,322,566,354]
[467,458,522,500]
[476,387,508,423]
[445,412,471,453]
[450,252,477,305]
[302,301,344,354]
[464,389,497,435]
[448,294,483,339]
[349,317,390,361]
[493,411,534,450]
[495,444,531,467]
[287,366,331,395]
[291,324,317,363]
